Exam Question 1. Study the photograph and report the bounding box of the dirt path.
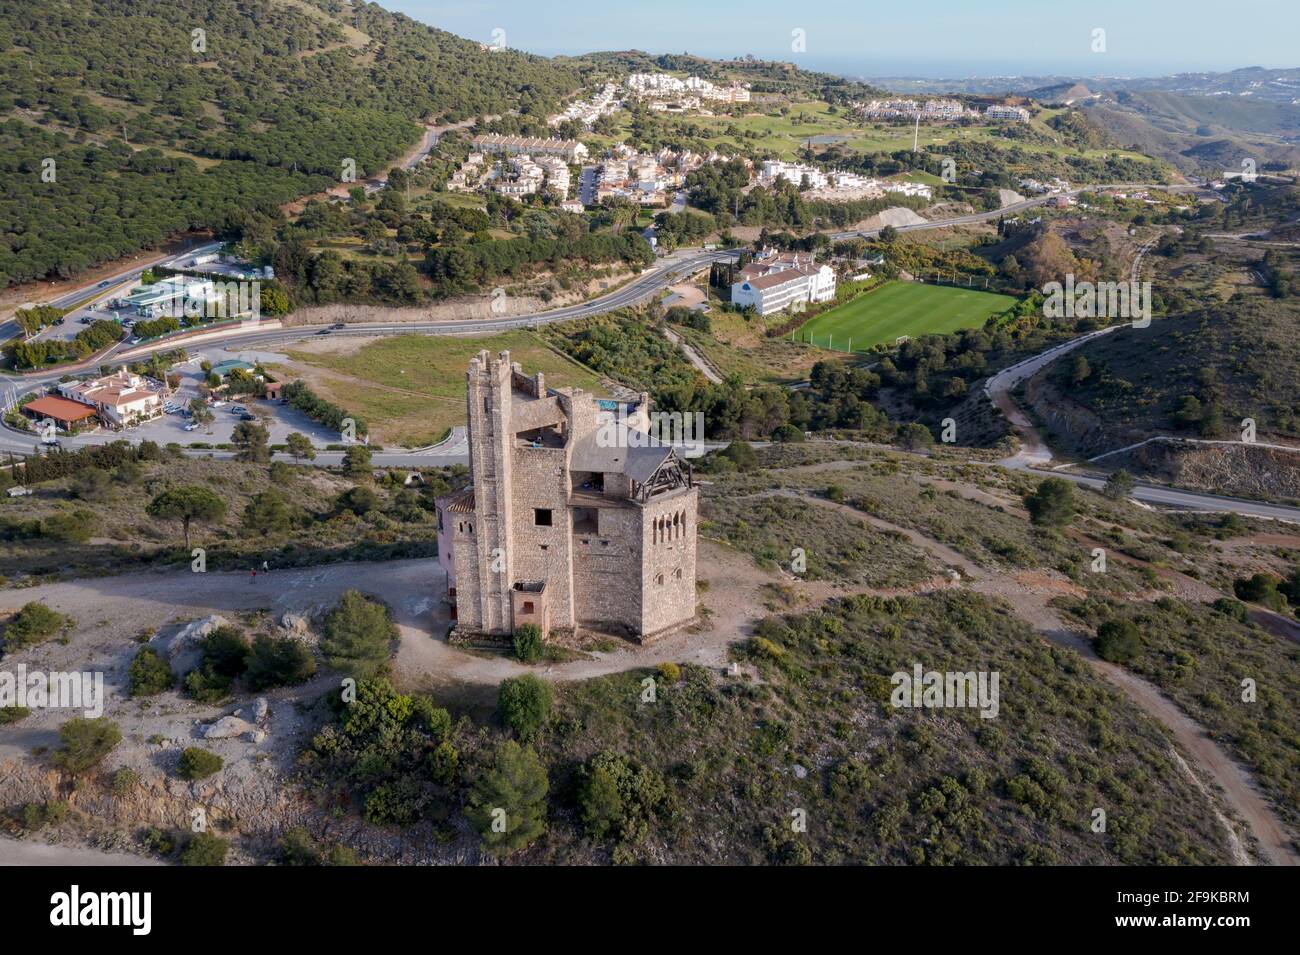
[971,576,1298,867]
[10,498,1297,864]
[750,483,1299,866]
[0,836,162,866]
[662,325,723,384]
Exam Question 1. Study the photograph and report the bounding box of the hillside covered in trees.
[0,0,582,288]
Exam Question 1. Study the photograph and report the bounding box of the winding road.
[9,177,1292,524]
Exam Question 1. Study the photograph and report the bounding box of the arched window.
[655,573,665,585]
[674,568,683,580]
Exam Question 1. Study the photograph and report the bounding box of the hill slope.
[0,0,580,288]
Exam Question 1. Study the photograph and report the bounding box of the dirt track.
[5,486,1297,865]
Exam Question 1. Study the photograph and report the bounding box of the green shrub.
[1232,573,1289,611]
[1211,597,1249,623]
[244,634,316,690]
[577,751,668,844]
[720,440,758,472]
[200,626,251,678]
[512,623,543,663]
[50,717,121,775]
[128,647,174,697]
[177,747,223,780]
[2,601,66,649]
[180,831,228,866]
[278,826,323,865]
[656,661,682,684]
[321,591,397,679]
[497,674,552,739]
[467,740,549,854]
[111,767,140,795]
[1095,619,1142,664]
[183,667,234,704]
[0,706,31,724]
[1023,478,1076,527]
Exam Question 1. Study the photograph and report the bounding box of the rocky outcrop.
[156,615,229,674]
[1115,442,1300,503]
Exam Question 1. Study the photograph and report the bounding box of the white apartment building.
[986,105,1031,122]
[626,73,750,105]
[760,160,828,190]
[472,134,588,163]
[730,251,836,315]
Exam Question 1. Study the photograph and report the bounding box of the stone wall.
[508,444,575,630]
[639,488,698,638]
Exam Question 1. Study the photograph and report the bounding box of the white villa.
[730,251,836,316]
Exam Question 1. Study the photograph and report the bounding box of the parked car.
[331,322,346,329]
[239,413,256,422]
[230,405,247,415]
[184,423,200,432]
[210,400,227,408]
[53,317,65,326]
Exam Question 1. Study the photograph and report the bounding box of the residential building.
[57,371,164,430]
[730,250,836,315]
[435,351,698,642]
[471,134,588,163]
[986,105,1031,122]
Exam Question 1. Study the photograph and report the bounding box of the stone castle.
[435,351,698,642]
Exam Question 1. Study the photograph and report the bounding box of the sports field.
[795,280,1020,352]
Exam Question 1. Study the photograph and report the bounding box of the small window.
[522,601,535,614]
[534,508,552,527]
[674,568,683,579]
[655,573,665,586]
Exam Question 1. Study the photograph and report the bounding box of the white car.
[184,422,200,432]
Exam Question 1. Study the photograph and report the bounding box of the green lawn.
[795,281,1020,352]
[274,331,604,446]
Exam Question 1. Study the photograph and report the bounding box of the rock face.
[157,615,229,674]
[279,611,309,637]
[857,207,928,231]
[201,716,258,740]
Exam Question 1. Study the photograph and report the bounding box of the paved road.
[825,182,1201,242]
[12,178,1285,525]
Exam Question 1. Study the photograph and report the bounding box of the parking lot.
[133,356,341,447]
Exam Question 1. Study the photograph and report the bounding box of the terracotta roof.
[436,486,475,514]
[23,396,98,422]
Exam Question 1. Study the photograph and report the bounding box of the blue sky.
[384,0,1294,77]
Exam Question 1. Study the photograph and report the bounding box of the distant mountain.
[864,67,1300,104]
[1081,90,1300,173]
[1024,81,1096,106]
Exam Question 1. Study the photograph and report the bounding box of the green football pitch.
[795,280,1020,352]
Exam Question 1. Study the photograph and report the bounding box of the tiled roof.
[23,396,98,421]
